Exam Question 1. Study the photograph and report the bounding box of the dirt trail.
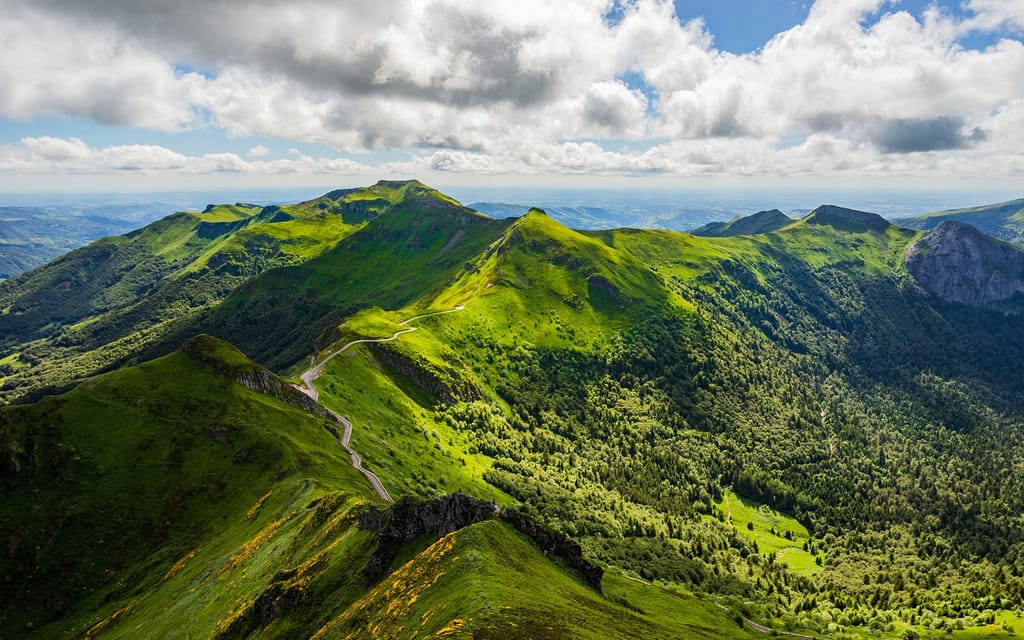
[297,306,465,502]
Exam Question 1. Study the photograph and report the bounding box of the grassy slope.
[314,519,751,640]
[304,211,1024,637]
[0,336,377,637]
[711,489,820,577]
[691,210,792,237]
[197,184,515,371]
[7,184,1024,638]
[2,326,750,640]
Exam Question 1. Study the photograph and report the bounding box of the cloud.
[0,0,1022,182]
[868,116,981,153]
[0,4,203,130]
[0,137,371,175]
[962,0,1024,32]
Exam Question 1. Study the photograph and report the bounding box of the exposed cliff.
[358,494,603,591]
[905,220,1024,313]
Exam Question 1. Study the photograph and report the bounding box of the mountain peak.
[691,209,791,237]
[373,178,429,190]
[804,205,890,233]
[906,220,1024,311]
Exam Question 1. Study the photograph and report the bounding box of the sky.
[0,0,1022,193]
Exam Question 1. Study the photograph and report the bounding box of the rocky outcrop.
[182,335,331,419]
[587,274,632,307]
[358,494,603,592]
[359,493,499,582]
[905,220,1024,312]
[499,509,604,592]
[369,342,478,404]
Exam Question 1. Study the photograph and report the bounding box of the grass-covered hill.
[6,181,1024,638]
[895,197,1024,246]
[690,209,792,237]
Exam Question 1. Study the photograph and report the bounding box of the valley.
[3,180,1024,638]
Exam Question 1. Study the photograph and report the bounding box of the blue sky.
[0,0,1022,192]
[672,0,1002,52]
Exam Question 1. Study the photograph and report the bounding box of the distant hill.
[690,209,791,236]
[0,203,187,279]
[0,207,143,278]
[0,180,474,400]
[468,201,728,231]
[802,204,891,233]
[895,197,1024,246]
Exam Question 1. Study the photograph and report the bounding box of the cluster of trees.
[437,249,1024,627]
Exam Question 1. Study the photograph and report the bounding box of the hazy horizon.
[2,183,1020,223]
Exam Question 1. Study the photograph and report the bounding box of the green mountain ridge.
[5,181,1024,638]
[0,180,470,402]
[690,209,792,237]
[896,197,1024,246]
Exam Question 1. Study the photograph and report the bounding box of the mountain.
[802,204,891,233]
[895,197,1024,246]
[905,219,1024,312]
[690,209,792,236]
[468,201,737,232]
[5,181,1024,638]
[0,180,470,402]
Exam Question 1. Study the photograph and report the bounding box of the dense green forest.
[3,181,1024,638]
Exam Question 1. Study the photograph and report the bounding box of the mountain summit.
[690,209,791,237]
[802,204,891,232]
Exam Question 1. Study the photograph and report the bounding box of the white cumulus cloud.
[0,0,1022,183]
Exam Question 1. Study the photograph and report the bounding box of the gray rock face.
[905,220,1024,312]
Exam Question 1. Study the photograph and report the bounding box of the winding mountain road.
[297,306,465,503]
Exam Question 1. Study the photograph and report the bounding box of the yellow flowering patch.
[245,491,273,520]
[162,548,198,582]
[222,516,286,573]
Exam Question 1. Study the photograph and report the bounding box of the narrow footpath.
[297,306,464,503]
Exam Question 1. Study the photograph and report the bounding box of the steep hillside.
[906,220,1024,312]
[690,209,792,237]
[896,197,1024,245]
[304,205,1024,635]
[181,182,513,371]
[0,335,379,637]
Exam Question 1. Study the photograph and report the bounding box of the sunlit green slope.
[0,334,380,637]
